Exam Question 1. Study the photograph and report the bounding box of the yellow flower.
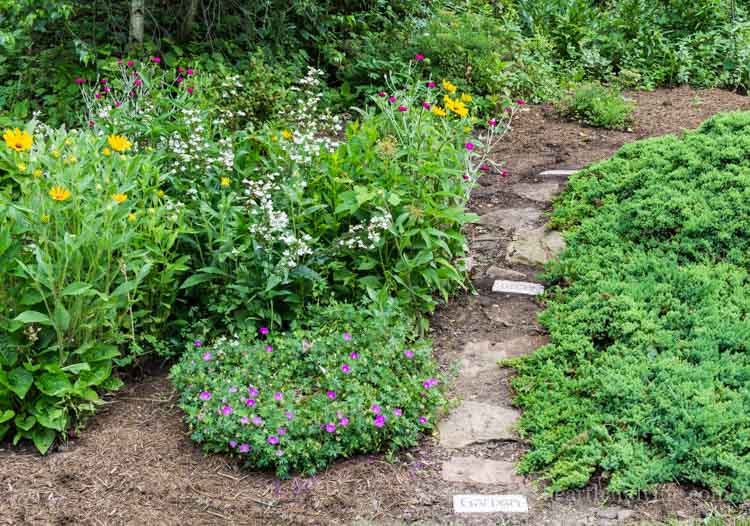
[107,134,132,153]
[442,80,457,93]
[17,163,27,172]
[51,150,61,159]
[63,155,77,165]
[461,93,473,103]
[127,213,137,223]
[220,177,231,187]
[102,147,111,157]
[41,214,50,224]
[271,135,278,142]
[157,190,165,198]
[112,193,128,204]
[431,105,447,117]
[3,128,33,152]
[282,130,293,140]
[64,138,73,146]
[33,169,43,178]
[49,186,72,202]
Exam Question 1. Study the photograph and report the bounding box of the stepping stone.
[507,228,565,266]
[538,169,578,177]
[510,182,562,203]
[461,338,541,377]
[442,456,520,485]
[479,208,542,231]
[491,280,544,296]
[484,265,526,280]
[438,401,520,448]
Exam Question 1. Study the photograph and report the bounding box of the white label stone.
[538,169,578,177]
[453,494,529,513]
[492,280,544,296]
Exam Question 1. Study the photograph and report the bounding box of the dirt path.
[3,87,750,526]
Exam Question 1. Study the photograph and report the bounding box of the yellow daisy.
[461,93,473,103]
[282,130,293,140]
[431,105,447,117]
[112,193,128,204]
[3,128,33,152]
[107,134,132,153]
[442,80,457,93]
[102,147,112,157]
[49,186,72,202]
[220,177,231,187]
[127,213,137,223]
[33,169,43,178]
[17,163,27,172]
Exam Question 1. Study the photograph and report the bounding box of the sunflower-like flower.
[112,193,128,204]
[107,134,132,153]
[431,105,447,117]
[442,80,457,93]
[3,128,33,152]
[49,186,72,202]
[220,177,231,187]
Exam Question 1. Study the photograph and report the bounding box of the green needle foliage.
[510,111,750,502]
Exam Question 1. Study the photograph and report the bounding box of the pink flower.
[350,352,359,360]
[187,87,194,95]
[398,105,408,112]
[516,98,526,105]
[339,417,349,427]
[114,101,122,108]
[75,78,85,85]
[229,440,237,448]
[371,404,381,414]
[415,53,425,61]
[267,435,279,445]
[388,96,397,103]
[501,170,508,178]
[285,411,295,420]
[177,66,184,73]
[343,332,352,341]
[327,391,337,399]
[504,107,512,114]
[240,416,249,425]
[248,387,259,397]
[463,175,470,181]
[378,91,387,97]
[202,352,212,361]
[100,79,107,85]
[134,79,143,87]
[259,326,269,336]
[266,345,273,353]
[195,340,203,347]
[246,399,256,407]
[488,118,498,127]
[117,59,123,65]
[325,423,336,433]
[479,164,490,172]
[127,60,134,67]
[186,68,194,75]
[222,405,233,416]
[151,56,161,63]
[199,391,211,401]
[239,443,251,453]
[341,364,351,374]
[274,392,283,401]
[422,102,431,110]
[404,350,414,359]
[277,427,287,436]
[252,416,263,426]
[419,416,428,425]
[104,86,111,93]
[95,93,102,99]
[393,408,402,417]
[374,415,386,428]
[426,81,436,88]
[176,76,184,83]
[465,143,475,151]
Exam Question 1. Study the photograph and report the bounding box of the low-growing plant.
[556,82,634,129]
[170,301,447,478]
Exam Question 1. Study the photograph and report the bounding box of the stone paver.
[442,456,520,485]
[510,183,562,203]
[438,401,520,448]
[538,169,578,177]
[506,228,565,266]
[479,208,542,231]
[461,338,540,377]
[491,280,544,296]
[484,265,526,280]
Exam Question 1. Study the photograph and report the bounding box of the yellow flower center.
[221,177,231,187]
[102,147,111,157]
[112,193,128,204]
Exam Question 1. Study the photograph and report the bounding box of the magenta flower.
[114,101,122,108]
[252,416,264,426]
[378,91,387,97]
[339,417,349,427]
[415,53,425,61]
[285,411,295,421]
[187,87,194,95]
[504,107,512,113]
[259,326,269,336]
[341,364,351,374]
[134,79,143,87]
[516,98,526,105]
[325,423,336,433]
[199,391,212,401]
[100,79,107,85]
[195,340,203,347]
[426,81,437,88]
[423,380,432,389]
[343,332,352,341]
[186,68,194,75]
[202,351,212,361]
[501,170,509,178]
[95,93,102,100]
[222,405,233,416]
[393,408,403,417]
[422,102,431,110]
[266,345,273,353]
[151,56,161,63]
[327,391,337,399]
[488,118,498,127]
[479,164,490,172]
[350,352,359,360]
[268,435,279,445]
[465,143,475,151]
[127,60,134,67]
[239,443,251,453]
[75,78,85,85]
[404,350,414,359]
[246,399,256,407]
[177,66,184,73]
[463,175,470,181]
[374,415,386,428]
[274,392,283,401]
[103,87,111,93]
[398,105,408,112]
[229,440,237,448]
[419,416,428,425]
[388,96,397,103]
[248,387,259,397]
[240,416,249,425]
[429,378,439,387]
[277,427,287,436]
[176,76,184,83]
[371,404,381,414]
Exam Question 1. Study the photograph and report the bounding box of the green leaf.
[35,408,67,431]
[61,282,92,296]
[53,303,70,332]
[101,375,124,391]
[32,427,56,454]
[6,367,33,399]
[77,361,112,387]
[14,414,36,431]
[35,373,73,397]
[61,362,91,374]
[0,409,15,424]
[179,273,218,289]
[13,310,52,326]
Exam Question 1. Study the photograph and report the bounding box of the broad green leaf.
[61,282,92,296]
[13,310,52,326]
[6,367,33,399]
[35,373,72,397]
[180,273,217,289]
[53,303,70,332]
[35,408,67,431]
[61,362,90,374]
[0,409,15,424]
[32,427,56,454]
[14,414,36,431]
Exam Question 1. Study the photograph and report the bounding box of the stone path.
[436,169,574,518]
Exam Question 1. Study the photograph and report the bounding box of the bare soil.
[3,87,750,526]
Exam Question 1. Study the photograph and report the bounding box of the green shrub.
[556,82,634,129]
[170,301,447,478]
[0,123,188,453]
[510,111,750,502]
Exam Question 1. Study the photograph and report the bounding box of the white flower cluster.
[337,213,392,250]
[160,109,234,177]
[282,67,344,165]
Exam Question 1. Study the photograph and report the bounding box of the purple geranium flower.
[371,404,381,414]
[259,326,269,336]
[246,399,256,407]
[248,387,259,397]
[404,350,414,359]
[202,352,212,361]
[343,332,352,341]
[274,392,283,401]
[266,345,273,353]
[285,411,295,421]
[393,408,403,417]
[195,340,203,347]
[350,352,359,360]
[228,386,238,393]
[199,391,212,401]
[222,405,233,416]
[339,417,349,427]
[229,440,237,448]
[419,416,428,425]
[374,415,386,428]
[327,391,337,399]
[252,416,263,426]
[325,423,336,433]
[341,364,351,373]
[267,435,279,445]
[240,416,249,425]
[239,443,251,453]
[277,427,287,436]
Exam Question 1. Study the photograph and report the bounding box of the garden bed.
[3,86,750,526]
